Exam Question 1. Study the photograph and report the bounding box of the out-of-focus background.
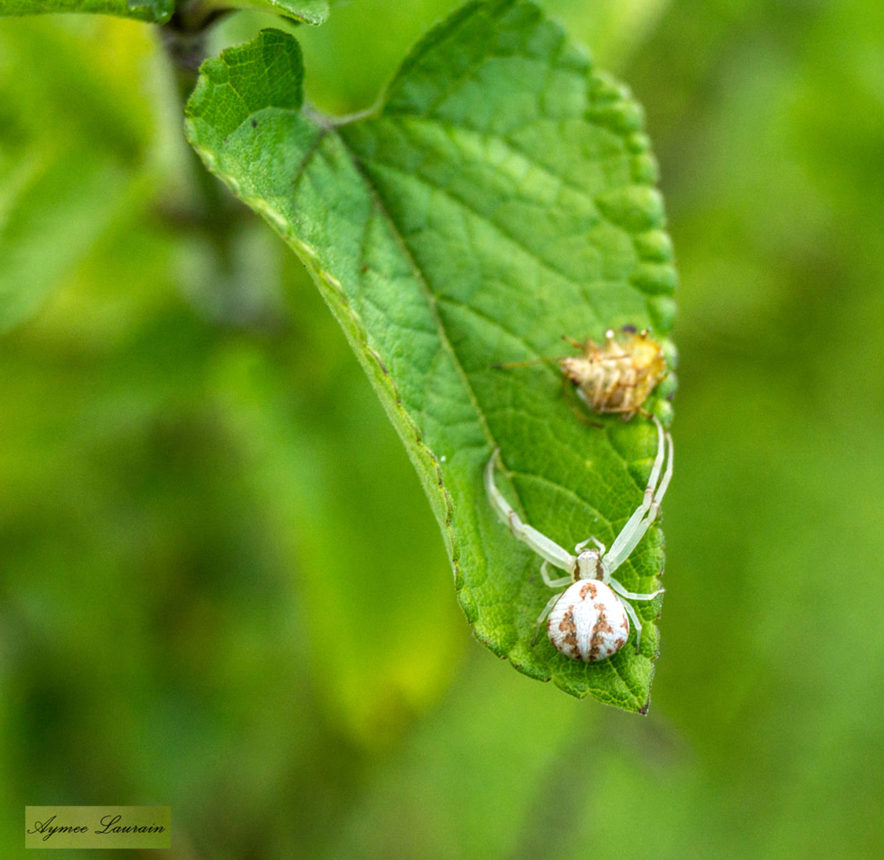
[1,0,881,856]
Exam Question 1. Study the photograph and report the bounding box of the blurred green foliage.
[1,1,882,857]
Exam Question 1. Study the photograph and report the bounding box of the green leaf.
[0,0,174,24]
[220,0,328,26]
[185,0,677,712]
[0,0,328,25]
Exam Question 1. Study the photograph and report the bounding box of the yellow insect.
[496,326,667,420]
[561,327,666,419]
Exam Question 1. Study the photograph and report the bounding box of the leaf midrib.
[327,122,523,496]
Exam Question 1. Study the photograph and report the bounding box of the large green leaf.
[0,0,328,25]
[185,0,677,711]
[0,0,174,24]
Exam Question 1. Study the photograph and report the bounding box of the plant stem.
[159,5,250,317]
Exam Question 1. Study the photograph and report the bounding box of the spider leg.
[607,575,664,602]
[575,536,605,554]
[540,561,572,589]
[485,450,576,573]
[640,414,668,506]
[618,597,644,654]
[602,417,673,575]
[531,591,563,646]
[600,430,663,571]
[574,538,605,555]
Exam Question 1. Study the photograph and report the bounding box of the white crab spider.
[484,416,673,662]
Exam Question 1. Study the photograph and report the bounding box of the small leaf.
[186,0,677,711]
[0,0,174,24]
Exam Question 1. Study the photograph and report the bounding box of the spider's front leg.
[485,450,576,574]
[602,415,673,576]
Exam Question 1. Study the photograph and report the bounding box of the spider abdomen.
[548,580,630,662]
